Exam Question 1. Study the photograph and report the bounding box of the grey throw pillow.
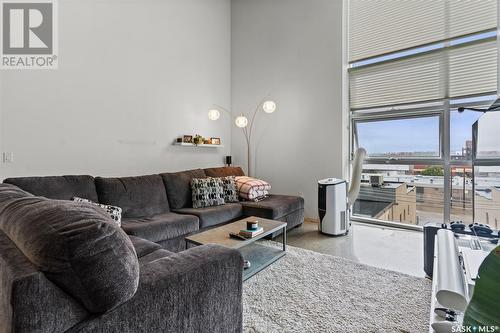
[220,176,239,203]
[72,197,122,226]
[191,178,225,208]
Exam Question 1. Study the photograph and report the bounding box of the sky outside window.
[356,117,440,157]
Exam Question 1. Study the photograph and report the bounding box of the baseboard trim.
[304,216,422,232]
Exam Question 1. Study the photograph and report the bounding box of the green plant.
[420,166,444,176]
[193,134,204,145]
[463,245,500,329]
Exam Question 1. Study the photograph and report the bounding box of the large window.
[349,0,498,228]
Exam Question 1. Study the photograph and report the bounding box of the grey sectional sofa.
[0,166,304,332]
[4,166,304,252]
[0,183,243,333]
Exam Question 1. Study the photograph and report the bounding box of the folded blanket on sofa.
[235,176,271,201]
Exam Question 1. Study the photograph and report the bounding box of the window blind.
[350,40,497,110]
[349,0,497,62]
[449,40,498,98]
[350,52,444,109]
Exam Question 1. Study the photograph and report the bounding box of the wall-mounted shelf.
[173,142,224,148]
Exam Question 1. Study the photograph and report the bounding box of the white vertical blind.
[349,0,497,62]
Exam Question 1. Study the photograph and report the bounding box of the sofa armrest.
[69,245,244,333]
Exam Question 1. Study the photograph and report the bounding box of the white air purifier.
[318,178,349,236]
[317,148,366,236]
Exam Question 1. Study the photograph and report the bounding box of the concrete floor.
[281,221,426,278]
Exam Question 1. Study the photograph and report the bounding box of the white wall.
[231,0,345,218]
[1,0,346,218]
[0,0,231,178]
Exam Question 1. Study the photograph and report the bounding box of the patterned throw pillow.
[234,176,271,201]
[220,176,239,203]
[191,178,225,208]
[71,197,122,226]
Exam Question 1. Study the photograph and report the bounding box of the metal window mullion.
[351,121,358,161]
[442,3,452,222]
[352,110,443,122]
[443,101,451,223]
[350,90,497,115]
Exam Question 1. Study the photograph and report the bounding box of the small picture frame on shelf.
[211,137,221,145]
[183,135,193,143]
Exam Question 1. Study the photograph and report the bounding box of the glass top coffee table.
[185,216,287,281]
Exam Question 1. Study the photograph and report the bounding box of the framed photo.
[183,135,193,143]
[211,137,221,145]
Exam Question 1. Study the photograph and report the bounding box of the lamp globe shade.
[208,109,220,120]
[235,116,248,128]
[262,101,277,113]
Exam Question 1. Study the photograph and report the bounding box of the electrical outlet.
[2,152,14,163]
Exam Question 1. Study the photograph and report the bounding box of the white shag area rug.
[243,242,431,333]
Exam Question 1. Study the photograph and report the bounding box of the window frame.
[350,97,496,227]
[351,111,444,165]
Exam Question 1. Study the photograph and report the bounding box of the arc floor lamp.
[208,99,277,177]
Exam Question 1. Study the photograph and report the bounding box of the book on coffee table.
[239,226,264,238]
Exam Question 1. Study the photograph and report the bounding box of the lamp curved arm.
[247,94,270,142]
[213,104,250,146]
[213,104,237,119]
[212,95,273,177]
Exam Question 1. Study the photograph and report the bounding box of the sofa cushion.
[220,176,239,203]
[95,175,169,218]
[0,229,89,333]
[204,166,245,178]
[174,203,242,228]
[121,212,199,243]
[0,183,33,200]
[161,169,206,209]
[0,184,139,314]
[191,177,225,208]
[4,175,98,202]
[137,248,175,266]
[128,236,162,258]
[241,194,305,219]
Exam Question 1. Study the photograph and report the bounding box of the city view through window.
[352,111,500,229]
